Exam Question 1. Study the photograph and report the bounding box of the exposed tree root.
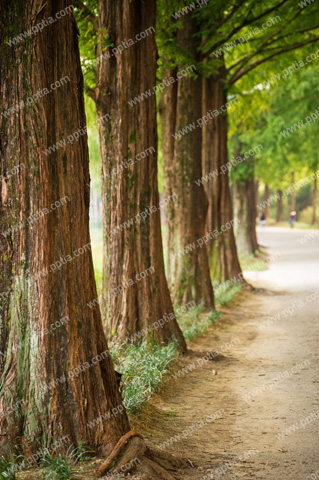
[242,282,255,291]
[96,431,188,479]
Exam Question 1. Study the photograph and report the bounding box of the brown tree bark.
[91,0,187,350]
[264,184,270,219]
[0,0,130,456]
[255,180,259,215]
[277,190,284,222]
[312,175,318,225]
[159,65,178,285]
[202,63,243,283]
[233,168,258,257]
[160,16,215,308]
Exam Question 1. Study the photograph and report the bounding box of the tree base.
[96,431,188,479]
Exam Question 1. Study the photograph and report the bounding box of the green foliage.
[40,444,92,480]
[215,283,242,306]
[111,339,179,414]
[299,205,319,225]
[176,303,220,341]
[228,62,319,198]
[0,456,16,480]
[73,442,96,463]
[73,1,99,93]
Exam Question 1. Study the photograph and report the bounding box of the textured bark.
[264,184,270,219]
[202,65,243,283]
[277,190,283,222]
[312,175,317,225]
[160,16,214,308]
[159,65,178,283]
[290,171,296,211]
[0,0,129,456]
[233,170,259,257]
[94,0,187,350]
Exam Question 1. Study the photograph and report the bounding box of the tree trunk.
[160,17,214,308]
[93,0,187,350]
[0,0,130,456]
[277,190,283,222]
[159,65,178,286]
[202,65,243,283]
[290,171,296,211]
[255,180,259,216]
[264,184,270,219]
[312,175,317,225]
[233,170,258,257]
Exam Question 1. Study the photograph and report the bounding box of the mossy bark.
[159,16,214,309]
[233,170,259,257]
[92,0,187,351]
[0,0,129,456]
[202,63,243,283]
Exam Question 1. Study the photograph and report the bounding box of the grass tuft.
[176,303,220,341]
[111,339,179,414]
[40,444,93,479]
[0,455,16,480]
[215,283,242,306]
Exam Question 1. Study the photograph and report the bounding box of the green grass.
[176,303,220,341]
[40,445,93,480]
[111,339,179,414]
[238,252,268,272]
[215,283,242,306]
[0,455,16,480]
[108,305,222,415]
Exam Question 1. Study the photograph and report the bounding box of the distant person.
[260,212,266,227]
[289,210,296,228]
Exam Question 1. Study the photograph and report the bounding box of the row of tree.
[75,0,319,340]
[1,0,319,469]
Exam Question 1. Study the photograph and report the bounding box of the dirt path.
[139,227,319,480]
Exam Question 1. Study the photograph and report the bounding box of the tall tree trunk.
[264,184,270,219]
[160,18,214,308]
[159,65,178,286]
[233,169,258,257]
[0,0,129,456]
[93,0,187,350]
[202,65,243,283]
[277,190,283,222]
[290,171,296,211]
[255,180,259,216]
[312,175,317,225]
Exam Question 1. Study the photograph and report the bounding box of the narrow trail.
[139,227,319,480]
